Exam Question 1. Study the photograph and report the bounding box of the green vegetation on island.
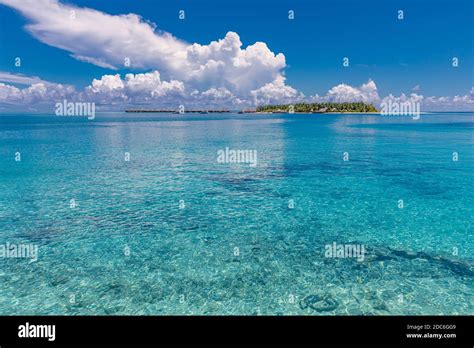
[256,102,378,113]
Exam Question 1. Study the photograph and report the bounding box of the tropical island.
[256,102,378,113]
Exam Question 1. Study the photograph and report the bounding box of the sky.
[0,0,473,111]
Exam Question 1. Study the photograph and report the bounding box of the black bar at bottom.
[0,316,472,346]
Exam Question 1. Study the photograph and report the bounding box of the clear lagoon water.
[0,112,472,315]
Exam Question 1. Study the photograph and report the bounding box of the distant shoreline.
[124,110,384,114]
[125,102,382,114]
[1,110,471,115]
[125,109,231,113]
[124,109,381,114]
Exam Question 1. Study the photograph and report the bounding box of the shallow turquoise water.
[0,112,472,315]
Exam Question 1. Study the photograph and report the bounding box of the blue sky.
[0,0,472,110]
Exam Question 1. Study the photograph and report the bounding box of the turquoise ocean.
[0,112,472,315]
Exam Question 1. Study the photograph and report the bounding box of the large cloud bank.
[309,80,473,111]
[0,0,291,101]
[1,74,472,111]
[0,0,472,111]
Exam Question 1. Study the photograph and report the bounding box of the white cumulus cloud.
[0,72,472,111]
[250,75,303,105]
[83,71,185,105]
[0,0,291,99]
[0,0,188,72]
[314,79,380,103]
[0,80,75,106]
